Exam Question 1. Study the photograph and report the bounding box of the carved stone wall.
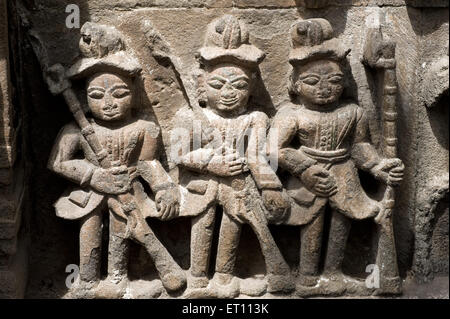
[1,0,448,298]
[411,7,449,282]
[0,0,28,299]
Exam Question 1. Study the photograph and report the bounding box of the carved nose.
[221,86,237,99]
[319,82,332,94]
[104,95,116,109]
[319,80,329,90]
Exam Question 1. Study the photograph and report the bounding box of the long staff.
[363,28,401,294]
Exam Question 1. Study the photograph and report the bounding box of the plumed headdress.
[289,18,350,66]
[198,15,265,69]
[67,22,141,79]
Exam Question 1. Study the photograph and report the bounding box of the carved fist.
[371,158,404,187]
[262,189,290,224]
[155,186,181,221]
[206,152,246,177]
[300,165,337,198]
[90,166,131,195]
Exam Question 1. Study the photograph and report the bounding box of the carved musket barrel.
[363,28,401,294]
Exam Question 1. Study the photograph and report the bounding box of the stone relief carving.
[421,52,449,109]
[413,42,449,282]
[172,15,294,298]
[40,15,410,299]
[270,19,404,296]
[46,23,187,298]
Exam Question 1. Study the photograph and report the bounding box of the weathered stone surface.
[33,0,450,11]
[409,8,449,283]
[0,0,28,299]
[405,0,449,7]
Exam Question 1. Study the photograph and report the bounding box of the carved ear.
[288,71,300,97]
[248,71,259,97]
[196,72,208,107]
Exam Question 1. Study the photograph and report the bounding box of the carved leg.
[215,212,242,277]
[107,196,186,293]
[299,211,325,287]
[189,207,216,288]
[134,221,187,293]
[324,210,352,276]
[79,209,103,285]
[95,211,130,298]
[108,212,129,280]
[245,209,294,293]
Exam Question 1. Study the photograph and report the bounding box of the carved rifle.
[145,27,291,279]
[363,28,401,294]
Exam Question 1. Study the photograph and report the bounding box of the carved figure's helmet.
[67,22,141,79]
[289,18,351,66]
[198,15,265,69]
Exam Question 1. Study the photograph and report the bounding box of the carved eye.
[302,77,320,85]
[328,76,343,84]
[88,91,104,99]
[112,89,131,98]
[232,80,249,90]
[208,80,224,90]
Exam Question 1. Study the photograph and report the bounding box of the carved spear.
[143,24,215,136]
[363,28,402,294]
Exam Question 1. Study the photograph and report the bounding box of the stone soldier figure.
[172,15,293,297]
[48,23,186,298]
[269,19,404,288]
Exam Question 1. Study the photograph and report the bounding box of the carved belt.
[300,146,349,164]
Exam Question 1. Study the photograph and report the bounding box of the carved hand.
[300,165,338,197]
[155,186,181,221]
[371,158,404,187]
[262,189,290,224]
[90,166,131,195]
[206,152,246,177]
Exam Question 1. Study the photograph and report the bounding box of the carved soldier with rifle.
[172,15,294,298]
[269,18,405,292]
[46,22,186,298]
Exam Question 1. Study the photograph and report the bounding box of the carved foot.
[322,271,371,296]
[267,274,295,294]
[323,271,353,282]
[68,278,99,299]
[161,270,187,293]
[182,272,210,298]
[374,276,402,296]
[239,276,268,297]
[209,272,240,299]
[298,273,320,287]
[187,273,209,290]
[125,279,164,299]
[94,276,128,299]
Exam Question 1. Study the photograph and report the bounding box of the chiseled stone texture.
[0,1,14,169]
[0,0,28,299]
[4,0,448,298]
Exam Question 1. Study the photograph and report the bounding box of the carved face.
[295,60,344,106]
[205,64,253,116]
[87,72,134,122]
